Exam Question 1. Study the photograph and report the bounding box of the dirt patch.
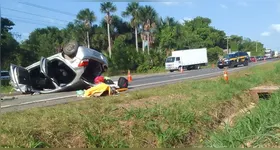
[118,120,135,129]
[220,102,256,128]
[62,133,86,148]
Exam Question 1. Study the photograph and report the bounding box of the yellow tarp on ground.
[84,83,111,97]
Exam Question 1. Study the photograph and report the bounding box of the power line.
[8,18,65,28]
[19,2,76,17]
[1,7,70,23]
[2,14,67,26]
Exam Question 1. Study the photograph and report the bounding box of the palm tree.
[139,5,158,54]
[100,2,117,58]
[122,2,141,52]
[162,16,178,27]
[75,8,96,48]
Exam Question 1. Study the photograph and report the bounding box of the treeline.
[1,2,266,75]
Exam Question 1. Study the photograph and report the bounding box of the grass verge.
[1,61,280,148]
[205,90,280,147]
[0,85,14,94]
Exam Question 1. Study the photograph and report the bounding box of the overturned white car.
[9,41,108,94]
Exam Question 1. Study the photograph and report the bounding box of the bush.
[106,35,167,75]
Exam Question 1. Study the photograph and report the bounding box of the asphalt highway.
[1,59,278,113]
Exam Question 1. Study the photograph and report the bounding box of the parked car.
[250,56,257,62]
[256,56,264,61]
[1,71,10,80]
[217,51,249,69]
[9,41,108,94]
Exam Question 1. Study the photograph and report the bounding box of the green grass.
[205,91,280,148]
[205,87,280,147]
[1,61,280,148]
[0,85,14,94]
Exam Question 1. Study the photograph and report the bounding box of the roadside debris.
[76,76,129,98]
[1,96,18,101]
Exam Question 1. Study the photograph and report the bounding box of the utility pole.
[256,41,258,52]
[225,36,230,54]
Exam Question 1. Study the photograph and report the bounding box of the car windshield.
[224,54,235,59]
[166,57,175,63]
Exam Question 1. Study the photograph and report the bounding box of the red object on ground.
[94,76,104,84]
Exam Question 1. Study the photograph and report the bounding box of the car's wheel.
[229,63,234,68]
[218,66,224,69]
[244,60,249,66]
[63,40,79,57]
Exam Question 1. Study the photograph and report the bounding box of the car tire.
[218,66,224,69]
[244,60,249,66]
[63,40,79,57]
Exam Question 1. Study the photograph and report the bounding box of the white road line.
[129,62,266,88]
[0,61,268,109]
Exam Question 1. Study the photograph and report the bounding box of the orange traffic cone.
[212,64,215,69]
[180,67,183,73]
[127,70,132,82]
[223,68,229,83]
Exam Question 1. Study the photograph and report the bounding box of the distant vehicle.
[1,71,10,80]
[256,56,264,61]
[165,48,208,72]
[274,51,279,58]
[264,49,273,59]
[247,52,251,57]
[250,56,257,62]
[217,51,249,69]
[9,41,108,94]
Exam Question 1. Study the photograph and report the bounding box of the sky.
[0,0,279,50]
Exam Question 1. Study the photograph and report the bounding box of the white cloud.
[261,31,271,36]
[270,24,280,33]
[162,2,179,5]
[220,4,228,9]
[237,1,248,7]
[179,17,193,24]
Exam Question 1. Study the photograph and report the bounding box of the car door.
[9,64,32,93]
[40,57,60,88]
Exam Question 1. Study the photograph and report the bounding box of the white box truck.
[247,52,251,57]
[165,48,208,72]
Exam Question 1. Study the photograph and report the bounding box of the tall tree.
[100,2,117,58]
[122,2,141,52]
[139,5,158,54]
[75,8,96,48]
